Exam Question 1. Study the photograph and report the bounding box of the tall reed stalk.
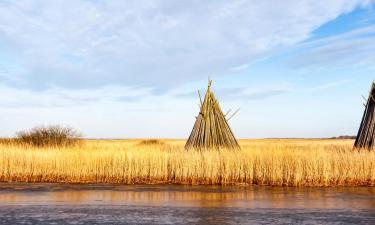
[0,139,373,186]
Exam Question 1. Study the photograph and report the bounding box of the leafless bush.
[16,125,82,147]
[0,138,17,145]
[137,139,165,146]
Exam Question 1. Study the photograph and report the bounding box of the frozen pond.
[0,183,374,224]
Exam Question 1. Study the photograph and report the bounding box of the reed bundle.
[185,80,240,150]
[355,82,375,150]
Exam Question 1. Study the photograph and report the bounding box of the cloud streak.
[307,79,353,91]
[0,0,371,91]
[174,83,293,101]
[288,25,375,69]
[0,85,152,108]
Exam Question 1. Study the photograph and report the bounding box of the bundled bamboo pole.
[185,80,240,150]
[354,82,375,150]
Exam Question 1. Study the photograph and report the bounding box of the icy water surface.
[0,183,374,224]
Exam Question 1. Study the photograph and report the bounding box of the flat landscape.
[1,1,375,224]
[1,139,373,186]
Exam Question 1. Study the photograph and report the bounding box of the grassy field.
[0,139,374,186]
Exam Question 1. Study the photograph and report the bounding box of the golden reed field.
[0,139,374,187]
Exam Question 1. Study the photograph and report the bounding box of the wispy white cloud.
[174,82,293,101]
[288,25,375,68]
[0,85,153,108]
[0,1,373,138]
[307,79,352,91]
[0,0,371,91]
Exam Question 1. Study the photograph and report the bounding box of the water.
[0,183,374,224]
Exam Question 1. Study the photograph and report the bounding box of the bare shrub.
[16,125,82,147]
[137,139,165,146]
[0,138,17,145]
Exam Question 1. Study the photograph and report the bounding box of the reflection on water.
[1,183,375,209]
[0,184,375,224]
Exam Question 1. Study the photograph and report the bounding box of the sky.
[0,0,375,139]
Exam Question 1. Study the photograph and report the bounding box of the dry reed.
[185,80,240,149]
[355,81,375,149]
[0,139,374,186]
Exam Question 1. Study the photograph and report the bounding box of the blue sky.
[0,0,374,138]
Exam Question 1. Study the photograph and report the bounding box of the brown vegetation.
[137,139,165,146]
[0,139,374,186]
[186,80,239,149]
[16,125,81,147]
[355,82,375,149]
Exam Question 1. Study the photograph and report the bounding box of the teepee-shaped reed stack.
[354,82,375,150]
[185,80,240,150]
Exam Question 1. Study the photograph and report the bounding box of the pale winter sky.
[0,0,375,138]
